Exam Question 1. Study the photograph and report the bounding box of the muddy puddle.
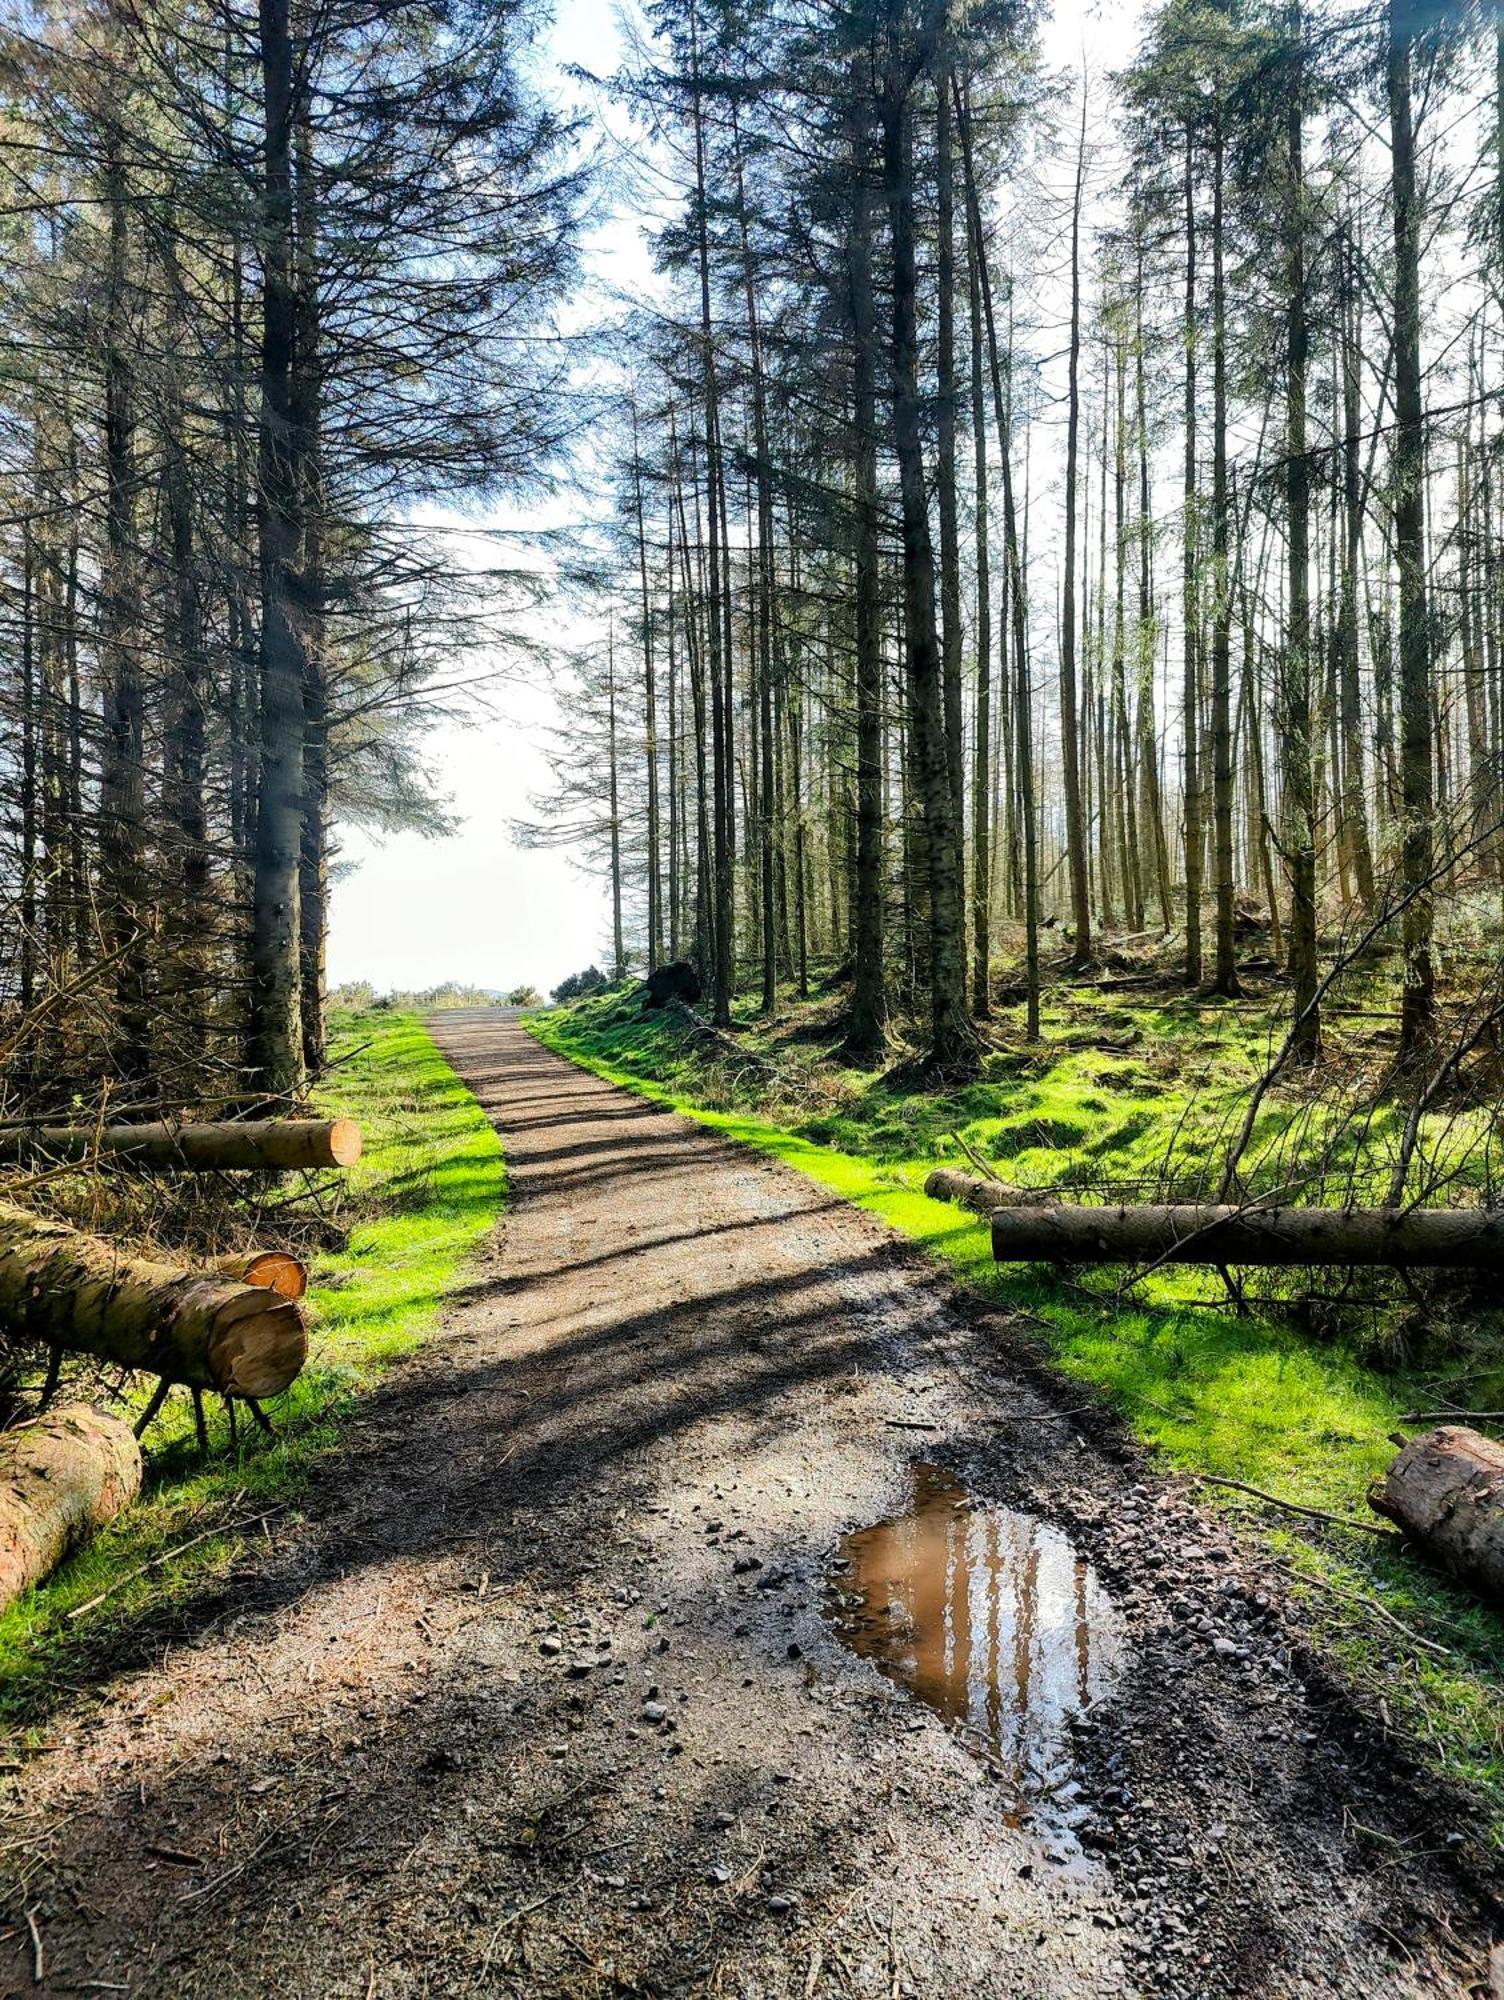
[825,1463,1124,1827]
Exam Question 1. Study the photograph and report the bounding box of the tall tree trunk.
[1134,249,1172,930]
[1181,124,1204,985]
[936,56,967,926]
[1209,118,1241,996]
[846,76,886,1057]
[631,401,663,972]
[957,79,1035,1034]
[99,128,151,1077]
[689,5,733,1026]
[1388,0,1435,1059]
[249,0,308,1095]
[880,54,973,1069]
[1283,7,1319,1055]
[1060,90,1093,967]
[294,109,327,1078]
[1337,219,1376,910]
[160,232,210,1050]
[967,147,991,1018]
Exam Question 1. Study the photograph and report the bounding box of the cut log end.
[326,1117,362,1168]
[207,1294,308,1400]
[212,1250,309,1301]
[1369,1426,1504,1601]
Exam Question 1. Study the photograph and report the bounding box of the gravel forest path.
[0,1010,1496,1998]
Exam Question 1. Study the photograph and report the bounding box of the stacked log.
[0,1118,361,1171]
[0,1406,142,1610]
[1369,1427,1504,1599]
[988,1203,1504,1269]
[210,1250,309,1301]
[0,1204,307,1396]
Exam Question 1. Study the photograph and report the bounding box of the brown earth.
[0,1009,1498,1997]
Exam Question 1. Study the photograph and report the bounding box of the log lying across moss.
[989,1203,1504,1268]
[0,1406,142,1610]
[0,1204,307,1396]
[1369,1427,1504,1599]
[923,1168,1047,1213]
[0,1118,361,1172]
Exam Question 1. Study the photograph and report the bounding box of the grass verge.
[0,1011,504,1733]
[531,986,1504,1836]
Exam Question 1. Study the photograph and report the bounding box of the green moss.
[531,990,1504,1829]
[0,1013,504,1731]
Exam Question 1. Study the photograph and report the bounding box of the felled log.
[989,1203,1504,1268]
[0,1406,142,1611]
[0,1118,361,1172]
[923,1168,1047,1214]
[210,1250,309,1301]
[1369,1427,1504,1598]
[0,1204,307,1396]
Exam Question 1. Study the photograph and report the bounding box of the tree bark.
[99,126,151,1077]
[0,1119,361,1170]
[1209,119,1241,996]
[845,72,886,1058]
[880,39,974,1070]
[1369,1427,1504,1599]
[1283,8,1319,1055]
[1388,0,1435,1059]
[1060,91,1093,966]
[249,0,308,1094]
[1182,124,1205,985]
[0,1206,308,1394]
[991,1203,1504,1268]
[0,1408,142,1613]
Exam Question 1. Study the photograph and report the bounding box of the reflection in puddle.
[825,1464,1124,1825]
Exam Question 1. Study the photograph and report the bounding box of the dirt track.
[0,1010,1496,1997]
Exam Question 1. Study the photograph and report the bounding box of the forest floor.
[1,1007,1497,1996]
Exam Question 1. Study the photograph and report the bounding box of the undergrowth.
[0,1012,504,1734]
[531,980,1504,1838]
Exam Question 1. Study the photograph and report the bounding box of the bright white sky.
[325,0,1145,1001]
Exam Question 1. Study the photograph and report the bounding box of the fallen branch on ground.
[1196,1472,1395,1538]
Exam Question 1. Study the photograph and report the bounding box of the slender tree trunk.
[1060,89,1093,966]
[294,110,327,1078]
[1338,220,1376,910]
[631,402,663,972]
[1134,249,1172,929]
[607,624,625,981]
[1283,10,1319,1054]
[1182,124,1204,985]
[689,7,733,1026]
[846,76,886,1057]
[967,149,991,1017]
[880,58,973,1069]
[1209,119,1241,996]
[957,80,1037,1036]
[1388,0,1435,1058]
[249,0,308,1094]
[99,128,151,1077]
[936,57,967,926]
